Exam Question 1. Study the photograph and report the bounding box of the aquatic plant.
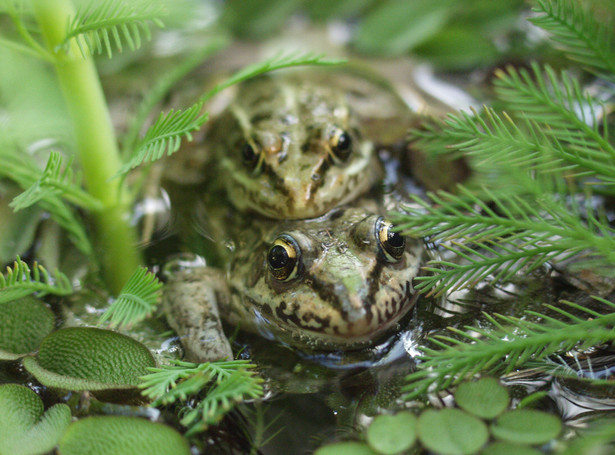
[397,0,615,405]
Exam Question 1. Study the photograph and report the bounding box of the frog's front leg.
[163,267,233,362]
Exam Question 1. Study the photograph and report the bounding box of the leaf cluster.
[404,297,615,399]
[397,0,615,296]
[0,256,72,304]
[140,359,263,436]
[99,266,162,329]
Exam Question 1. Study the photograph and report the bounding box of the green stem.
[32,0,142,293]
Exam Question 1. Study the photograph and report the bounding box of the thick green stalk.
[32,0,142,293]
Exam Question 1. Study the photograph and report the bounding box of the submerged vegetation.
[1,0,615,453]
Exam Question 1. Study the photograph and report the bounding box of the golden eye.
[241,141,260,169]
[376,217,405,262]
[267,235,300,281]
[329,129,352,160]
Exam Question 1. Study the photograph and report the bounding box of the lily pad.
[455,377,510,419]
[0,384,71,455]
[23,327,155,394]
[366,412,417,454]
[315,441,379,455]
[482,442,543,455]
[0,296,55,360]
[491,409,562,445]
[58,416,190,455]
[418,408,489,455]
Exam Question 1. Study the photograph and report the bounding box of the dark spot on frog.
[275,301,328,333]
[328,208,347,221]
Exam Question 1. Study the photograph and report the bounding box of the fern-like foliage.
[200,51,346,104]
[394,185,615,296]
[10,151,102,212]
[412,105,612,185]
[62,0,166,58]
[494,63,615,180]
[403,298,615,399]
[117,51,344,175]
[530,0,615,81]
[99,266,162,328]
[117,106,208,176]
[0,256,72,303]
[140,359,263,435]
[0,153,93,256]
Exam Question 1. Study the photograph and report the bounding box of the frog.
[167,69,418,220]
[163,205,424,362]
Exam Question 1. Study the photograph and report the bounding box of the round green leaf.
[0,296,55,360]
[23,327,155,392]
[482,442,543,455]
[455,377,510,419]
[58,416,190,455]
[418,408,489,455]
[315,441,378,455]
[491,410,562,445]
[366,412,417,454]
[0,384,71,455]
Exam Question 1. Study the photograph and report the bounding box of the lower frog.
[163,205,424,362]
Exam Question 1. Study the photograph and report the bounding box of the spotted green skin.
[163,204,423,358]
[206,71,384,219]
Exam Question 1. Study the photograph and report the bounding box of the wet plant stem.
[32,0,142,294]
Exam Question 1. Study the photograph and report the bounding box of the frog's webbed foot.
[163,266,233,362]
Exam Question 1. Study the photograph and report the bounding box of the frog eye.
[376,218,405,262]
[241,141,261,169]
[267,235,301,281]
[329,129,352,160]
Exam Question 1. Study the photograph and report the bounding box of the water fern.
[530,0,615,81]
[99,266,163,329]
[117,106,209,176]
[10,151,103,212]
[404,298,615,399]
[0,256,72,303]
[62,0,166,58]
[140,359,263,435]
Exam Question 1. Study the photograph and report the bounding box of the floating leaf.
[58,416,190,455]
[0,384,71,455]
[417,408,489,455]
[0,296,55,360]
[366,412,417,454]
[314,441,379,455]
[491,409,562,445]
[23,327,155,395]
[454,377,510,419]
[482,442,543,455]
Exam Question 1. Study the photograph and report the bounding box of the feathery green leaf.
[117,105,208,176]
[99,266,162,328]
[0,256,72,303]
[494,63,615,174]
[62,0,166,58]
[0,152,94,256]
[10,151,103,212]
[140,359,263,434]
[530,0,615,81]
[404,298,615,399]
[200,51,347,104]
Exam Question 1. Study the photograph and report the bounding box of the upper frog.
[205,72,384,219]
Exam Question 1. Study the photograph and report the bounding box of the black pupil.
[387,230,404,248]
[335,132,351,152]
[268,245,289,269]
[242,143,256,162]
